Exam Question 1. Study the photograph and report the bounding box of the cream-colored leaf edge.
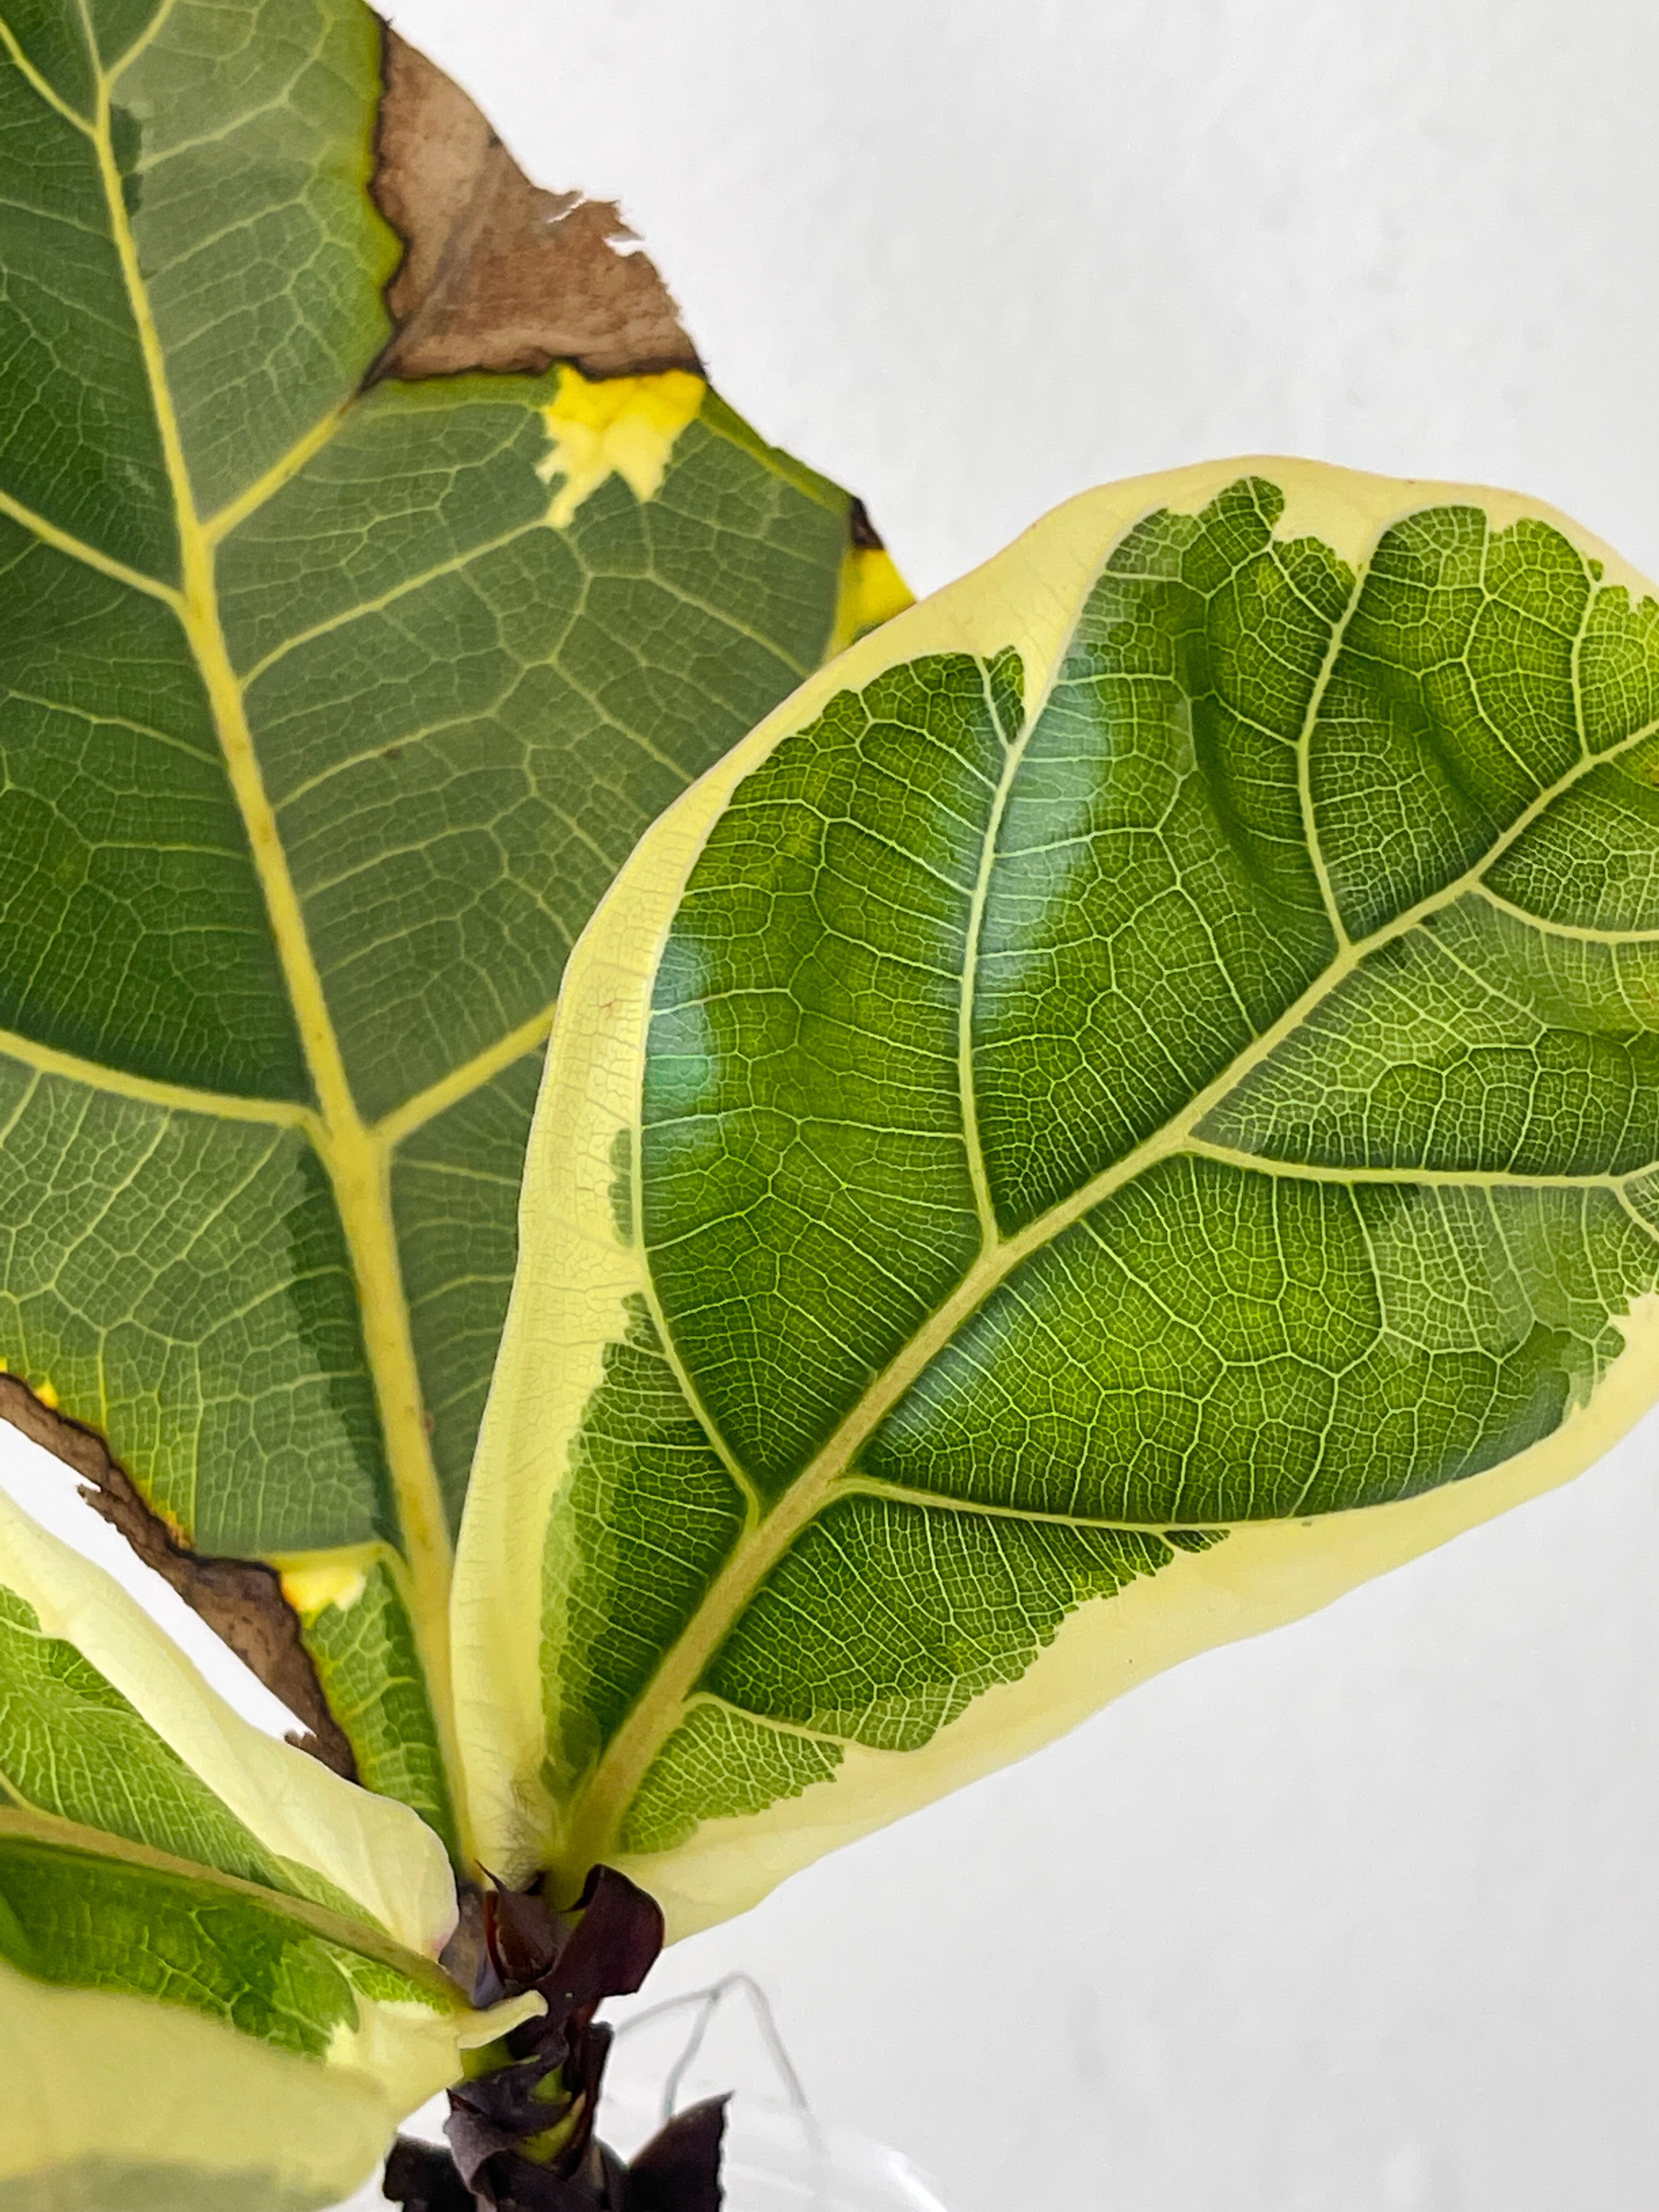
[453,455,1659,1935]
[0,1956,440,2208]
[0,1486,455,1958]
[619,1314,1659,1937]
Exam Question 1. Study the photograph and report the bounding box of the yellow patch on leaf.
[281,1558,368,1618]
[828,543,915,656]
[538,365,705,528]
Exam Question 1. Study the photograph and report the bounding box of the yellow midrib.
[956,669,1030,1247]
[85,64,472,1858]
[557,665,1659,1885]
[1291,536,1363,954]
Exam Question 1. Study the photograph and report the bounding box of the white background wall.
[15,4,1659,2208]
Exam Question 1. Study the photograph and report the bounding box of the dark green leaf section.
[0,0,871,1835]
[0,1834,422,2056]
[982,643,1025,747]
[0,525,304,1098]
[553,479,1659,1858]
[1201,898,1659,1172]
[706,1499,1174,1751]
[214,388,552,672]
[231,381,851,1120]
[1312,513,1589,938]
[0,1061,390,1552]
[542,1299,745,1796]
[391,1052,544,1532]
[0,1585,289,1889]
[298,1562,458,1858]
[1485,732,1659,928]
[620,1704,842,1856]
[0,10,173,576]
[864,1163,1652,1521]
[116,0,396,517]
[0,1582,377,1924]
[642,657,1002,1493]
[87,0,165,71]
[3,0,98,110]
[1624,1164,1659,1232]
[975,485,1340,1231]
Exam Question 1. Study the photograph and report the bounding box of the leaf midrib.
[0,1801,459,2002]
[557,647,1659,1885]
[74,21,474,1850]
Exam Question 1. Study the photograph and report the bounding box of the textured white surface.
[13,2,1659,2207]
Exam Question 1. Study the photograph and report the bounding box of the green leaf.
[456,460,1659,1938]
[0,1486,515,2211]
[0,0,897,1850]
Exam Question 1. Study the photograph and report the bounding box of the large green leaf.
[0,0,899,1852]
[0,1484,527,2211]
[456,459,1659,1937]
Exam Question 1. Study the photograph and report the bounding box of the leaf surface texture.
[458,462,1659,1935]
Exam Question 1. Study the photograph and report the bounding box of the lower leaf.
[0,1958,441,2212]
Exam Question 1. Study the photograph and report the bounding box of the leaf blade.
[0,1958,421,2212]
[0,1486,497,2207]
[0,0,893,1838]
[0,1483,456,1950]
[457,458,1659,1934]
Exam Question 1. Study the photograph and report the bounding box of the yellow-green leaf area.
[0,1833,419,2058]
[0,1583,371,1915]
[0,2164,323,2212]
[294,1559,459,1860]
[620,1705,843,1857]
[0,1961,444,2212]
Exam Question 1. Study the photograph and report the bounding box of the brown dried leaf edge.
[0,1377,355,1776]
[371,25,702,385]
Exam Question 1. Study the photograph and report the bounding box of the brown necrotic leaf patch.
[0,1377,357,1779]
[371,28,702,384]
[847,496,888,552]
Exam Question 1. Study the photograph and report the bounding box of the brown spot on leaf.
[0,1378,357,1781]
[848,496,887,553]
[370,28,701,384]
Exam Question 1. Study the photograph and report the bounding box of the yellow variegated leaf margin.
[456,459,1659,1939]
[0,1488,453,1956]
[0,1965,444,2212]
[0,1970,384,2212]
[0,1896,536,2212]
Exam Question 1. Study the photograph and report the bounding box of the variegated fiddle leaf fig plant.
[3,5,1659,2211]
